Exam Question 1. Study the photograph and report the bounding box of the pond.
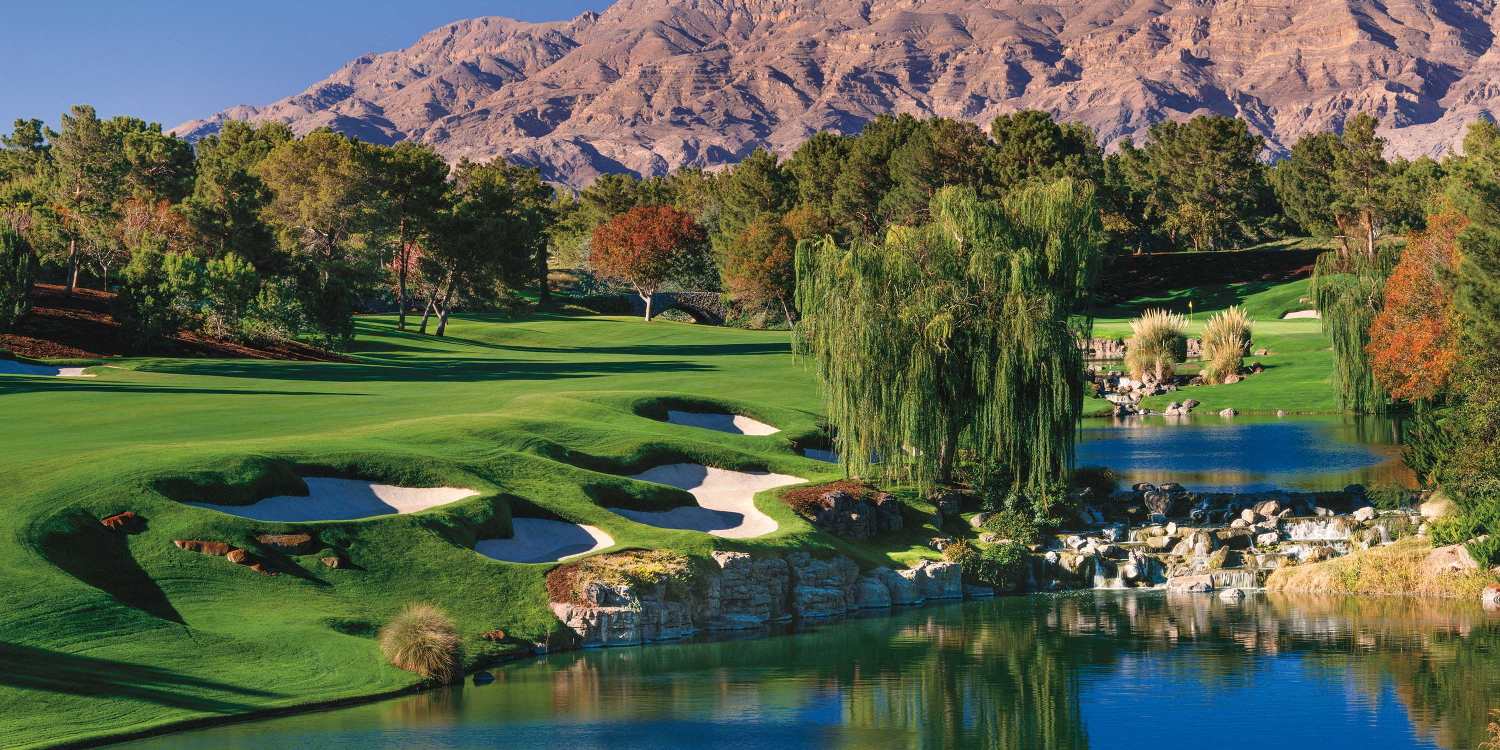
[1076,414,1416,493]
[110,591,1499,750]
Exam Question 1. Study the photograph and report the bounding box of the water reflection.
[113,592,1498,750]
[1076,414,1417,492]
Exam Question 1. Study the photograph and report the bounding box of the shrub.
[1199,305,1253,384]
[0,230,35,331]
[1069,465,1118,499]
[1125,308,1188,382]
[241,277,305,343]
[111,247,205,345]
[492,290,535,319]
[981,509,1043,546]
[202,253,260,340]
[303,277,355,350]
[943,539,1028,588]
[546,550,695,605]
[379,603,464,684]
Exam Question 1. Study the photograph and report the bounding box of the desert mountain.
[174,0,1500,187]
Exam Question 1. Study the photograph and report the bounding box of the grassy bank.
[1265,538,1493,599]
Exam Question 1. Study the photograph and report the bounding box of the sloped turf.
[2,313,957,749]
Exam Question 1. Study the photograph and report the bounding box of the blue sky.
[0,1,613,133]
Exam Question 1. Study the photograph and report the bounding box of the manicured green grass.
[1,313,969,749]
[1087,279,1340,415]
[0,277,1345,747]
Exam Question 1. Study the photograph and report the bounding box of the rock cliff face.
[176,0,1500,186]
[549,551,964,647]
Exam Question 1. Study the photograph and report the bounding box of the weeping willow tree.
[1311,247,1399,413]
[795,182,1103,491]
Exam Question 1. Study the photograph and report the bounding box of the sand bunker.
[0,360,93,377]
[612,463,802,538]
[803,449,839,464]
[665,410,779,436]
[187,478,480,522]
[1282,310,1321,319]
[475,519,614,564]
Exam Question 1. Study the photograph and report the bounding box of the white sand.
[188,478,480,522]
[475,519,614,564]
[613,463,802,538]
[665,410,779,435]
[803,449,839,464]
[0,360,93,377]
[1282,310,1321,319]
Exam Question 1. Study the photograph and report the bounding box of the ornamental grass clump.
[1198,306,1253,385]
[379,603,464,684]
[1125,309,1189,382]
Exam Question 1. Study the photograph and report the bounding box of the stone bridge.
[630,292,729,325]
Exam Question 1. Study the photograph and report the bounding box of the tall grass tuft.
[1199,306,1253,385]
[1125,309,1188,382]
[379,603,464,684]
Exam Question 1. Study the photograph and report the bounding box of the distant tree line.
[0,103,1472,346]
[0,107,550,349]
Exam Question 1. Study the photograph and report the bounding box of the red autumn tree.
[723,214,797,324]
[1366,210,1465,401]
[590,204,705,320]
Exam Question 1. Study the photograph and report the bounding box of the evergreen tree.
[370,141,449,329]
[1332,112,1389,257]
[47,105,125,295]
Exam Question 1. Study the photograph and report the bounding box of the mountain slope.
[174,0,1500,186]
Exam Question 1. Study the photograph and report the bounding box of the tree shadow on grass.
[0,642,279,711]
[38,510,183,624]
[140,358,714,384]
[0,381,368,397]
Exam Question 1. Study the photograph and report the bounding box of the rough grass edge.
[1265,538,1493,599]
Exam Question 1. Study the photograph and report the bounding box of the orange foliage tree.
[590,205,705,320]
[723,215,797,324]
[1366,210,1465,401]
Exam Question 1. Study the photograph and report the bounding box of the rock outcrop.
[551,551,969,647]
[174,0,1500,188]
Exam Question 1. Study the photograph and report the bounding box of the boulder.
[551,602,644,647]
[871,493,904,533]
[174,540,235,556]
[1102,524,1128,543]
[1219,588,1246,602]
[1132,482,1157,493]
[1253,500,1283,517]
[792,586,849,618]
[970,512,995,529]
[1254,349,1269,356]
[481,629,508,642]
[928,490,965,517]
[1483,584,1500,609]
[1240,509,1260,524]
[909,560,963,599]
[256,533,318,555]
[249,563,279,576]
[1420,494,1456,520]
[1064,535,1088,551]
[1276,410,1288,417]
[226,548,254,565]
[1143,490,1172,517]
[1220,408,1238,418]
[321,556,353,569]
[1425,542,1481,575]
[871,567,923,604]
[926,536,957,551]
[1352,506,1378,523]
[100,512,144,534]
[1182,399,1200,409]
[810,491,877,541]
[855,577,893,608]
[1167,575,1214,592]
[1255,532,1280,547]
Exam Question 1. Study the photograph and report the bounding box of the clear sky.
[0,1,614,133]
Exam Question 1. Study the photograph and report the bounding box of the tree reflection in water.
[113,592,1500,749]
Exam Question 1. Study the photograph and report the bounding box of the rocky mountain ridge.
[174,0,1500,186]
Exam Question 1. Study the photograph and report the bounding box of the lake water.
[1077,414,1416,493]
[111,591,1500,750]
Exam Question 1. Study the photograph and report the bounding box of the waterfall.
[1283,517,1355,542]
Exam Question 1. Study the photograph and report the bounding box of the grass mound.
[379,604,464,684]
[1265,538,1492,598]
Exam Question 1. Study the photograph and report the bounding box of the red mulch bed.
[1,284,353,362]
[779,479,875,518]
